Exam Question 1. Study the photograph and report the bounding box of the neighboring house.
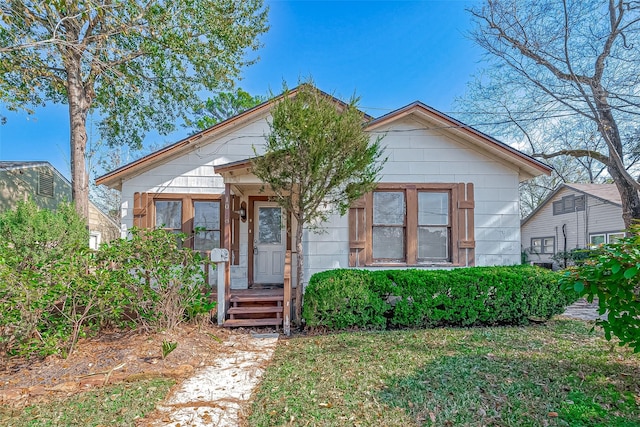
[521,183,625,268]
[96,87,551,330]
[0,161,120,249]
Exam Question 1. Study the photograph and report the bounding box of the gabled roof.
[563,183,621,205]
[521,183,621,226]
[96,85,371,190]
[366,102,551,180]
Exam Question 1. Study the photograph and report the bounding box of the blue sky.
[0,0,483,179]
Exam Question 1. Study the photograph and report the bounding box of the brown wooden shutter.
[349,195,368,267]
[133,192,152,228]
[456,183,475,266]
[230,195,240,265]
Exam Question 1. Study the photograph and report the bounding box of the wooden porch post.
[224,183,232,316]
[283,250,292,336]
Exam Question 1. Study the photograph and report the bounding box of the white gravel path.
[149,332,279,427]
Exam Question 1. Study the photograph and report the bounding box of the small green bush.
[303,266,574,330]
[560,225,640,353]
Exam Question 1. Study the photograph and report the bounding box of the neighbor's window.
[531,237,554,254]
[553,194,585,215]
[590,232,625,246]
[193,201,221,251]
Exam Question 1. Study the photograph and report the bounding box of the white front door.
[253,202,286,284]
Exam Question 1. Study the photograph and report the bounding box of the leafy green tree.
[467,0,640,226]
[192,88,265,131]
[0,0,268,218]
[560,224,640,353]
[252,84,385,321]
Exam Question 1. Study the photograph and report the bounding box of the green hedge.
[303,266,576,330]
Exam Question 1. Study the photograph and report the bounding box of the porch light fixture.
[235,201,247,222]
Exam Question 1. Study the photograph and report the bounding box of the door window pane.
[258,207,282,244]
[418,227,448,260]
[155,201,182,229]
[418,192,449,225]
[373,227,404,259]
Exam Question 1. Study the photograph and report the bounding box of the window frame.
[368,183,458,266]
[589,231,625,247]
[150,193,223,251]
[553,194,585,215]
[531,236,555,254]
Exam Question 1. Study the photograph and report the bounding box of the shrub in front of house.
[302,266,575,330]
[302,269,389,329]
[0,201,213,362]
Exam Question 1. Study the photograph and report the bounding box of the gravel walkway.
[145,332,279,427]
[560,298,607,321]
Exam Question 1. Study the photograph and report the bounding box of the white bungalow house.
[521,183,626,268]
[96,87,551,331]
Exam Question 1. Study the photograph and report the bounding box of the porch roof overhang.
[215,157,268,197]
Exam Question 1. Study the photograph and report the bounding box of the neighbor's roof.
[366,101,552,180]
[564,183,621,205]
[0,161,55,170]
[522,183,621,226]
[96,85,370,190]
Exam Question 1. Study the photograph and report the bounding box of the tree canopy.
[0,0,268,217]
[463,0,640,226]
[191,88,265,131]
[252,84,385,320]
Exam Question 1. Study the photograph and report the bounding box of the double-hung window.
[354,183,472,266]
[372,191,406,261]
[193,201,221,251]
[418,192,450,261]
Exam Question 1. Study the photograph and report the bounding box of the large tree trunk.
[593,89,640,229]
[295,216,304,325]
[608,164,640,229]
[65,55,90,220]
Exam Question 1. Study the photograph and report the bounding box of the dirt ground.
[0,323,274,407]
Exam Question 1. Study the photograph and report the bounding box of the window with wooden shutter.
[347,183,475,267]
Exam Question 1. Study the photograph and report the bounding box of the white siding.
[521,187,625,267]
[118,113,530,288]
[305,116,523,280]
[120,116,272,289]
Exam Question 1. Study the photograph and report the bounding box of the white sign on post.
[211,249,230,325]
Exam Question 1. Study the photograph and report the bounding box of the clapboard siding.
[111,101,545,288]
[305,116,523,278]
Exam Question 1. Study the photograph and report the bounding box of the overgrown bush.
[0,202,214,362]
[560,225,640,353]
[303,266,575,330]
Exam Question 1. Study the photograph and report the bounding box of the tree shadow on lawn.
[380,350,640,427]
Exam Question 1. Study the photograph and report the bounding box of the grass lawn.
[0,378,174,426]
[247,320,640,426]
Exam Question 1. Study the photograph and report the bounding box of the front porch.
[214,158,299,335]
